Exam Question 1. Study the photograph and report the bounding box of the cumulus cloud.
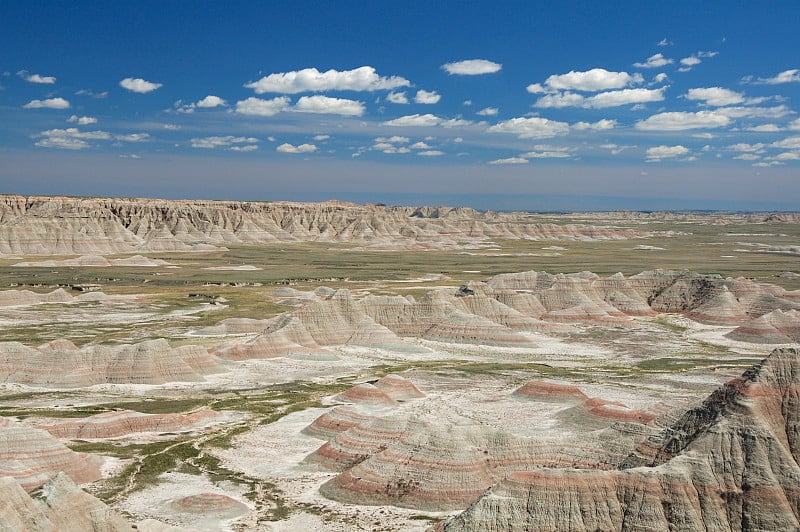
[18,71,56,84]
[115,133,150,142]
[715,105,792,119]
[528,68,643,94]
[487,117,570,139]
[746,69,800,85]
[476,107,498,116]
[245,66,410,94]
[67,115,97,125]
[418,150,444,156]
[276,142,317,153]
[653,73,669,84]
[686,87,744,106]
[489,157,528,165]
[534,92,585,108]
[386,91,408,104]
[746,124,782,132]
[635,110,730,131]
[35,127,111,149]
[235,96,291,116]
[678,51,717,71]
[375,136,410,144]
[727,143,766,153]
[414,90,441,104]
[772,136,800,150]
[410,141,431,149]
[572,119,616,130]
[584,87,665,108]
[294,95,365,116]
[680,56,701,68]
[382,114,470,128]
[196,95,227,108]
[633,53,673,68]
[190,136,258,149]
[657,38,672,47]
[521,145,574,158]
[441,59,502,75]
[313,134,330,141]
[646,145,689,161]
[23,97,70,109]
[119,77,162,93]
[789,118,800,131]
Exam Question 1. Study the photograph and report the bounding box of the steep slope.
[438,348,800,531]
[0,195,652,255]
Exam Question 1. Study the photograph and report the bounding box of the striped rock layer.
[38,408,221,439]
[0,339,223,387]
[0,195,650,256]
[438,348,800,531]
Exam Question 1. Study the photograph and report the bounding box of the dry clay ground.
[0,213,797,531]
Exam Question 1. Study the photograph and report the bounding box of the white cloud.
[521,146,573,158]
[230,145,258,152]
[487,117,570,139]
[19,71,56,84]
[534,92,585,108]
[235,96,291,116]
[418,150,444,156]
[789,118,800,131]
[715,105,792,119]
[733,153,761,161]
[772,136,800,150]
[116,133,150,142]
[653,73,669,84]
[748,69,800,85]
[35,127,111,150]
[386,91,408,104]
[245,66,409,94]
[572,119,616,130]
[681,57,701,67]
[530,68,643,93]
[376,136,409,144]
[196,95,227,108]
[276,142,317,153]
[23,97,70,109]
[489,157,528,165]
[414,90,441,104]
[635,110,730,131]
[294,95,365,116]
[633,53,673,68]
[119,77,162,93]
[476,107,498,116]
[584,87,665,108]
[463,100,472,106]
[746,124,782,132]
[442,59,502,75]
[313,134,330,141]
[410,141,431,149]
[646,145,689,160]
[75,89,108,98]
[67,115,97,125]
[686,87,744,106]
[191,136,258,149]
[657,38,671,47]
[773,151,800,161]
[727,143,765,153]
[383,114,442,127]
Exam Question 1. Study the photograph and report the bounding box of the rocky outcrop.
[0,418,101,490]
[0,473,133,531]
[12,254,171,267]
[437,348,800,531]
[0,195,653,256]
[727,309,800,343]
[0,339,223,387]
[38,408,221,439]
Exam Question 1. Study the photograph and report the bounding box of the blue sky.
[1,1,800,211]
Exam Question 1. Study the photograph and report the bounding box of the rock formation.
[437,348,800,531]
[12,255,171,267]
[0,195,653,256]
[38,409,221,439]
[0,339,223,387]
[0,418,101,490]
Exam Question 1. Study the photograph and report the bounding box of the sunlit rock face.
[0,195,653,256]
[437,348,800,532]
[0,339,223,386]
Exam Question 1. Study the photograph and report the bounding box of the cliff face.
[0,195,648,255]
[438,348,800,532]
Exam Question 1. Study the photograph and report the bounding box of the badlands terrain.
[0,195,799,531]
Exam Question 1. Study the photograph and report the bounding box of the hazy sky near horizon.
[2,1,800,210]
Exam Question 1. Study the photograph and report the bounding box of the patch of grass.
[652,316,689,333]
